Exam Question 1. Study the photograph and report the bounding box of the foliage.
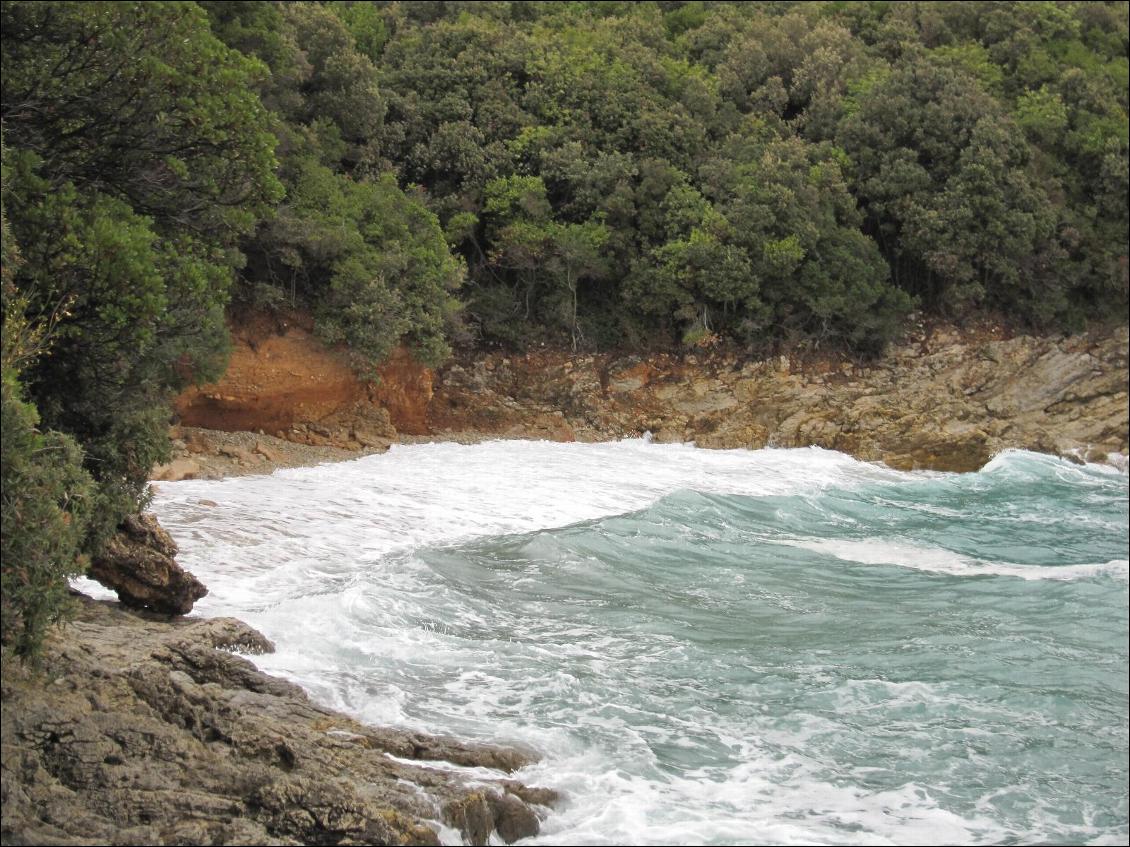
[1,177,94,661]
[307,171,464,369]
[1,1,279,564]
[0,1,281,237]
[202,0,460,369]
[5,0,1126,369]
[0,367,94,659]
[353,0,1126,346]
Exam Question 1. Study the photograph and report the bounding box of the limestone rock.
[424,325,1128,472]
[253,441,278,462]
[352,428,392,451]
[1,599,558,846]
[170,317,1127,472]
[443,792,494,845]
[89,513,207,615]
[440,788,542,845]
[219,445,259,465]
[488,790,542,843]
[151,458,201,482]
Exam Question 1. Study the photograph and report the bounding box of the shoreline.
[8,436,588,847]
[138,435,1129,846]
[1,593,558,846]
[13,320,1126,843]
[154,425,582,483]
[158,424,1129,486]
[170,323,1130,477]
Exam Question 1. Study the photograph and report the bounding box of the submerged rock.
[89,513,208,615]
[0,598,557,846]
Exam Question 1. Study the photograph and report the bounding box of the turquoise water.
[142,443,1128,844]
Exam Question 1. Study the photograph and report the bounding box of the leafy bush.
[0,369,94,659]
[1,0,280,580]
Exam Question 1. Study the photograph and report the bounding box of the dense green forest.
[1,0,1127,655]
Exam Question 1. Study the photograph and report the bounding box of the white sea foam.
[781,538,1130,581]
[142,441,910,618]
[518,745,1005,846]
[982,447,1128,479]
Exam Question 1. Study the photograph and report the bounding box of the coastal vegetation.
[1,0,1127,655]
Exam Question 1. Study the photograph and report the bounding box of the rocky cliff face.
[1,597,556,846]
[175,318,1128,472]
[430,325,1129,471]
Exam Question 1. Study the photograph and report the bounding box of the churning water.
[111,442,1130,843]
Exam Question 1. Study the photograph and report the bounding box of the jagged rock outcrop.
[1,598,557,846]
[88,513,207,615]
[427,325,1129,471]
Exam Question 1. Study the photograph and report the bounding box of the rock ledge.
[1,597,557,846]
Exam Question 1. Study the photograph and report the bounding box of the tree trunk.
[570,271,578,352]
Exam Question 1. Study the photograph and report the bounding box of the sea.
[81,440,1130,844]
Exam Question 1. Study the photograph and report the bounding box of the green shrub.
[0,370,94,660]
